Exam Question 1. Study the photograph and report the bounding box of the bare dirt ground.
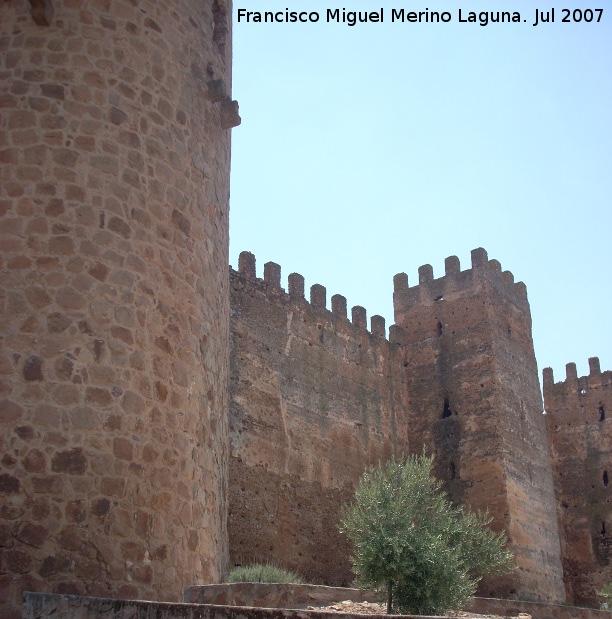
[306,600,532,618]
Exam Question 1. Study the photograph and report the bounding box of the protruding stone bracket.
[29,0,52,26]
[203,79,240,130]
[220,99,241,129]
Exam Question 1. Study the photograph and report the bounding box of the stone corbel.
[220,99,241,129]
[206,80,241,129]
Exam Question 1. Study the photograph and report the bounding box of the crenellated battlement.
[228,246,580,603]
[232,250,395,340]
[543,356,612,428]
[229,253,410,586]
[543,356,612,400]
[393,248,529,320]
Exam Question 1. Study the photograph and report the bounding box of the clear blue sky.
[229,0,611,385]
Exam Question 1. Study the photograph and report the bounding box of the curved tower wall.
[0,1,232,615]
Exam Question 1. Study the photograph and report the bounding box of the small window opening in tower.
[580,387,587,395]
[442,398,452,419]
[600,405,606,422]
[449,461,456,480]
[604,471,609,487]
[602,522,607,536]
[437,321,443,336]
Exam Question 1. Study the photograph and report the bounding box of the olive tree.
[340,453,514,615]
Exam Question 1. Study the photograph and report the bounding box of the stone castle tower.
[393,248,565,601]
[0,1,236,616]
[544,360,612,605]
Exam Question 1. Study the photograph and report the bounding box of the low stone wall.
[468,597,608,619]
[23,589,611,619]
[184,583,383,608]
[22,592,431,619]
[186,584,610,619]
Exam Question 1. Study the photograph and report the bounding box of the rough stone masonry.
[0,1,236,616]
[227,249,611,607]
[1,0,610,615]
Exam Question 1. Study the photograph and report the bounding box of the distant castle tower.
[393,248,565,602]
[544,359,612,605]
[0,1,236,615]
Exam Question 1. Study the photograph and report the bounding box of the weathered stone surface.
[393,251,564,602]
[51,448,87,475]
[184,583,383,608]
[22,356,43,381]
[0,474,21,494]
[0,0,232,615]
[544,361,612,606]
[22,590,612,619]
[0,0,605,611]
[229,256,408,585]
[229,250,565,603]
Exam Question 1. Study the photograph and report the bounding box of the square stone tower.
[393,248,565,602]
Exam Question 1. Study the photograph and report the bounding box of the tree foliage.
[597,582,612,610]
[340,453,514,615]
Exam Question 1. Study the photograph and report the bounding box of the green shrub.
[340,453,514,615]
[598,582,612,610]
[226,563,304,584]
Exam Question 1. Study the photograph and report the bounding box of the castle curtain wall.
[0,1,232,615]
[228,248,566,602]
[228,252,408,585]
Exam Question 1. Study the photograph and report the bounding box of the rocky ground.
[306,600,532,618]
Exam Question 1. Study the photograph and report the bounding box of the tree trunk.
[387,581,393,614]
